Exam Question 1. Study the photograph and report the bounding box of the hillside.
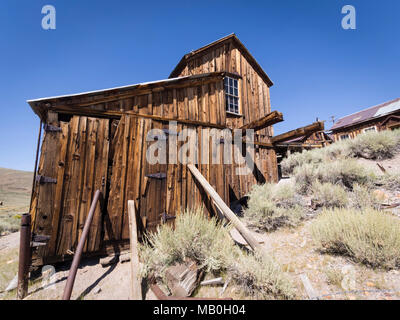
[0,168,32,234]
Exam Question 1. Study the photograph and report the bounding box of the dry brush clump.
[294,159,375,194]
[243,183,305,232]
[0,213,20,234]
[139,209,295,299]
[347,129,400,160]
[281,129,400,176]
[311,182,349,209]
[311,208,400,269]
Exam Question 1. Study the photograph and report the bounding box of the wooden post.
[128,200,142,300]
[187,164,264,253]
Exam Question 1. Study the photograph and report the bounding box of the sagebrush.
[139,209,295,299]
[311,208,400,269]
[311,182,348,208]
[282,129,400,176]
[243,183,305,232]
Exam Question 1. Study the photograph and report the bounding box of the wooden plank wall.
[31,59,279,263]
[31,116,109,264]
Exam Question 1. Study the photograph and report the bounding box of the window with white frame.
[224,77,239,114]
[363,126,376,133]
[340,134,350,140]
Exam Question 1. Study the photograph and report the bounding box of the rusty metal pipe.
[29,120,42,212]
[17,214,32,300]
[62,190,101,300]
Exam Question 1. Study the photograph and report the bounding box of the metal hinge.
[30,234,51,248]
[43,124,62,133]
[36,175,57,184]
[161,212,176,224]
[146,173,167,180]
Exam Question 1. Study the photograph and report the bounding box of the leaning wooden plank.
[270,121,324,144]
[128,200,142,300]
[187,164,263,253]
[300,273,319,300]
[239,110,283,133]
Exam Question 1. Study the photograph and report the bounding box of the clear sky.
[0,0,399,171]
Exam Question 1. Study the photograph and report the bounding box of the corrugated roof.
[331,97,400,131]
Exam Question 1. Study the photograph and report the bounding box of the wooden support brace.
[187,164,264,254]
[271,121,325,144]
[128,200,142,300]
[239,110,283,134]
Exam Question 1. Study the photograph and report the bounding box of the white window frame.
[340,134,350,140]
[363,126,376,133]
[224,77,240,115]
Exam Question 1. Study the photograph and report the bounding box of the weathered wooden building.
[27,34,321,266]
[330,97,400,141]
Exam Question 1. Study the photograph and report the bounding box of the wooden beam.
[270,121,325,144]
[239,110,283,133]
[187,164,264,253]
[128,200,142,300]
[49,106,227,129]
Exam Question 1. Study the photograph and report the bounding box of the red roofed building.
[330,98,400,141]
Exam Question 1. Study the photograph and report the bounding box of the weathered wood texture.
[29,37,280,265]
[31,116,109,265]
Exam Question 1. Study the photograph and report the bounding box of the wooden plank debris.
[300,273,319,300]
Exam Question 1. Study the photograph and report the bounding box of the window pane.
[233,79,238,88]
[234,88,238,96]
[229,78,233,87]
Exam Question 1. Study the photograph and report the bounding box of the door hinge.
[31,234,51,248]
[161,212,176,224]
[146,173,167,180]
[36,175,57,184]
[43,124,62,133]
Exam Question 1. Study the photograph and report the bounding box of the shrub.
[311,182,348,208]
[376,173,400,191]
[294,159,375,194]
[349,184,380,209]
[228,251,296,299]
[311,208,400,269]
[140,208,234,277]
[139,209,295,299]
[281,129,400,176]
[348,130,400,160]
[0,213,20,234]
[243,183,305,232]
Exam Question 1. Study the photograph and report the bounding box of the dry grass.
[0,168,32,234]
[243,183,305,232]
[139,209,295,299]
[311,208,400,269]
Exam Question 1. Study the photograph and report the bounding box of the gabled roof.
[331,97,400,131]
[169,34,274,87]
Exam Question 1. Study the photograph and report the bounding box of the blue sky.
[0,0,399,171]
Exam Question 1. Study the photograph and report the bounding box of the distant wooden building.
[27,34,322,266]
[330,98,400,141]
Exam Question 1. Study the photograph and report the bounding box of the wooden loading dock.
[27,34,324,267]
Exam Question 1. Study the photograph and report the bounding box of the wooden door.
[32,115,109,263]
